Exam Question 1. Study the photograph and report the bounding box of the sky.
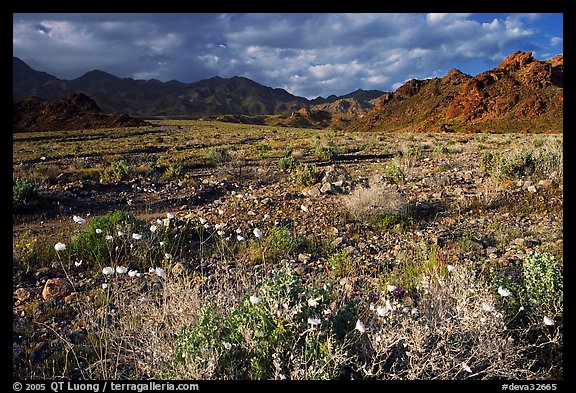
[12,13,563,99]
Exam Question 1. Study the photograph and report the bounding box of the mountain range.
[13,50,563,133]
[12,57,382,118]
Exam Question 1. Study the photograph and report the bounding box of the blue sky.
[12,13,563,99]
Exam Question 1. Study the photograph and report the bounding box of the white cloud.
[13,13,562,99]
[550,36,562,46]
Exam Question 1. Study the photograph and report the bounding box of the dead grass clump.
[354,266,549,379]
[341,182,408,222]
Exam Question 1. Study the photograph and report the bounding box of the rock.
[42,278,73,300]
[331,236,345,249]
[305,185,322,197]
[14,288,32,302]
[538,179,553,189]
[527,185,537,193]
[322,165,352,185]
[64,292,80,303]
[298,253,311,262]
[320,182,336,194]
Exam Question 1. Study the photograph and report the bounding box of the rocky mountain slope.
[349,51,563,133]
[13,93,150,132]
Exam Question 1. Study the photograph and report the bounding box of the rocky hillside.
[13,93,150,132]
[350,51,563,133]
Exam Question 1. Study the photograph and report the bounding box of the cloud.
[13,13,562,99]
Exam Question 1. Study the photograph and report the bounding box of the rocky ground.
[12,127,563,379]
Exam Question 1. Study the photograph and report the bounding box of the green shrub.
[522,252,563,316]
[314,143,337,161]
[100,160,133,182]
[293,163,321,187]
[328,250,356,278]
[161,164,184,181]
[13,177,40,207]
[278,156,298,172]
[171,264,349,379]
[385,162,406,185]
[207,148,230,164]
[69,210,144,269]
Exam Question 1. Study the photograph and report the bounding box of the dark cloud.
[13,13,563,99]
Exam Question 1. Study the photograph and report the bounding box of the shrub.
[328,250,356,278]
[207,148,230,164]
[342,182,408,222]
[69,210,144,269]
[100,160,133,182]
[278,156,298,172]
[293,163,321,187]
[314,143,337,161]
[13,177,40,207]
[170,264,350,379]
[385,162,406,185]
[161,164,184,181]
[353,267,547,379]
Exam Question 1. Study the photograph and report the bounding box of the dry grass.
[341,181,408,221]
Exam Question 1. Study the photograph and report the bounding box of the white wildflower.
[482,302,495,312]
[166,212,174,219]
[264,214,271,220]
[300,204,309,212]
[355,319,366,334]
[155,267,166,278]
[117,231,124,237]
[544,316,555,326]
[223,342,232,350]
[237,235,245,241]
[376,305,390,317]
[74,260,83,267]
[132,233,142,240]
[447,264,455,272]
[95,228,103,234]
[387,285,397,292]
[73,215,86,224]
[116,266,128,274]
[102,267,114,275]
[54,242,66,251]
[106,235,113,241]
[461,362,472,373]
[308,298,319,307]
[217,230,225,236]
[128,270,138,277]
[253,228,263,238]
[249,295,262,305]
[199,218,207,224]
[307,317,321,326]
[164,253,172,260]
[149,225,157,233]
[101,283,108,289]
[498,286,512,297]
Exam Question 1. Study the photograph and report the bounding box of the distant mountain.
[349,51,563,133]
[13,57,386,117]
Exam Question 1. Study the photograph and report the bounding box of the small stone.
[298,253,311,262]
[306,185,322,197]
[64,292,80,303]
[42,278,73,300]
[320,182,336,194]
[14,288,32,302]
[331,237,345,248]
[527,185,537,193]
